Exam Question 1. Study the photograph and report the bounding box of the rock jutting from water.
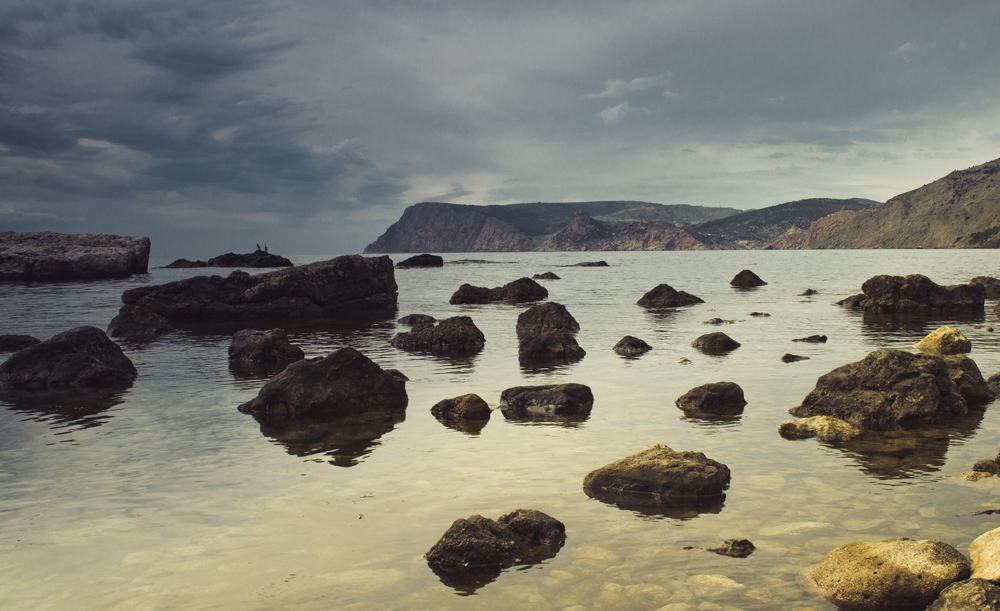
[675,382,747,415]
[0,334,41,352]
[532,271,560,280]
[730,269,766,288]
[780,353,809,363]
[838,274,985,313]
[499,383,594,420]
[398,313,436,325]
[430,393,491,422]
[396,253,443,268]
[237,346,407,422]
[613,335,652,357]
[777,415,864,441]
[0,326,137,390]
[913,325,972,356]
[228,328,304,368]
[707,539,755,558]
[810,537,971,611]
[793,334,827,343]
[165,250,293,268]
[515,302,584,366]
[449,277,548,305]
[118,254,397,322]
[691,332,740,355]
[636,284,705,308]
[106,304,173,341]
[389,316,486,356]
[0,231,150,281]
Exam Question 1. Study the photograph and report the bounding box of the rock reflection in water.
[818,409,986,479]
[857,310,986,343]
[583,487,726,520]
[250,410,406,467]
[680,412,743,427]
[0,387,128,433]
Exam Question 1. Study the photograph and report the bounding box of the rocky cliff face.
[364,202,533,252]
[539,210,736,251]
[770,157,1000,249]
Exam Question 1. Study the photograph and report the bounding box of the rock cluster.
[515,302,584,365]
[0,326,137,390]
[1,232,150,281]
[390,316,486,356]
[449,277,548,304]
[636,284,704,308]
[165,251,292,268]
[838,274,985,313]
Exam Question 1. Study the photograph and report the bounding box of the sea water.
[2,249,1000,610]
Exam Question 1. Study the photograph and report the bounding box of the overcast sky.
[2,0,999,258]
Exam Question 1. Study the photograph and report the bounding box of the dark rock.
[237,346,407,422]
[613,335,652,357]
[927,579,1000,611]
[449,283,493,304]
[0,232,150,281]
[489,277,548,303]
[730,269,766,288]
[703,318,735,325]
[500,383,594,420]
[390,316,485,355]
[516,302,580,337]
[583,444,731,512]
[970,276,1000,299]
[636,284,704,308]
[811,537,971,611]
[425,514,520,568]
[708,539,755,558]
[793,335,827,343]
[0,326,137,390]
[398,313,436,325]
[497,509,567,553]
[396,254,443,268]
[165,251,293,268]
[944,355,993,406]
[781,353,810,363]
[532,272,560,280]
[799,288,818,296]
[989,372,1000,398]
[690,332,740,355]
[749,311,770,317]
[0,334,41,352]
[431,393,491,421]
[838,274,985,313]
[107,304,173,340]
[228,328,304,367]
[972,459,1000,474]
[572,261,609,267]
[121,254,397,321]
[518,332,585,365]
[789,349,968,431]
[675,382,746,415]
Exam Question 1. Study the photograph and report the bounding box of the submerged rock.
[396,253,443,268]
[675,382,746,415]
[730,269,766,288]
[0,326,137,390]
[914,325,972,356]
[811,537,970,611]
[970,527,1000,581]
[390,316,486,355]
[780,353,809,363]
[838,274,985,313]
[499,383,594,420]
[691,332,740,355]
[793,334,827,343]
[237,346,407,422]
[228,328,304,367]
[0,334,41,352]
[799,288,818,296]
[613,335,652,357]
[708,539,755,558]
[778,415,863,441]
[0,231,150,281]
[107,304,173,341]
[636,284,704,308]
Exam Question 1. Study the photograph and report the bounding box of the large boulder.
[789,349,968,430]
[730,269,766,288]
[927,579,1000,611]
[499,383,594,420]
[636,284,704,308]
[165,251,293,268]
[516,303,584,365]
[0,232,150,281]
[675,382,747,415]
[838,274,985,313]
[431,393,491,422]
[0,334,41,352]
[120,254,397,321]
[944,354,993,406]
[583,444,730,514]
[228,328,304,367]
[778,415,863,441]
[237,346,407,422]
[396,253,443,268]
[970,527,1000,581]
[516,302,579,337]
[389,316,485,355]
[613,335,652,357]
[0,326,137,390]
[914,325,972,356]
[811,537,971,611]
[449,278,548,305]
[691,332,740,355]
[106,304,173,341]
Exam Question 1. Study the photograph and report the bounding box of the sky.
[2,0,1000,259]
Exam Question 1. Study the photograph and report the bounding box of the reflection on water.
[249,410,406,467]
[857,310,988,341]
[0,387,129,435]
[583,487,727,520]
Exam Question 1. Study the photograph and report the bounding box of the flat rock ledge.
[499,383,594,420]
[165,251,292,268]
[237,346,407,422]
[396,253,443,268]
[449,277,548,305]
[676,382,746,415]
[838,274,985,313]
[636,284,704,308]
[120,254,397,321]
[0,231,150,281]
[811,537,971,611]
[0,326,137,390]
[389,316,485,355]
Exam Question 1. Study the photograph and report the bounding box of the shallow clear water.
[2,250,1000,610]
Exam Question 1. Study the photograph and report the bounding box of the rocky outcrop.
[583,444,730,515]
[636,284,704,308]
[449,277,548,305]
[691,332,740,355]
[396,254,443,268]
[237,347,407,422]
[389,316,486,355]
[515,302,584,365]
[499,383,594,420]
[120,254,397,321]
[789,349,968,430]
[0,334,40,352]
[730,269,766,288]
[515,302,579,336]
[838,274,985,313]
[228,328,304,368]
[675,382,746,415]
[0,326,137,390]
[106,304,173,341]
[613,335,652,357]
[811,537,971,611]
[165,250,293,268]
[0,232,150,281]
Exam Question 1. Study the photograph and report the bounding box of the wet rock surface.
[636,284,704,308]
[944,354,993,406]
[730,269,766,288]
[970,527,1000,581]
[0,326,137,390]
[0,334,41,352]
[499,383,594,420]
[914,325,972,355]
[0,231,151,281]
[690,332,740,355]
[228,328,304,368]
[106,304,173,341]
[165,250,293,268]
[811,537,971,611]
[707,539,755,558]
[838,274,985,313]
[613,335,652,357]
[390,316,486,355]
[396,253,443,268]
[121,254,397,321]
[675,382,746,415]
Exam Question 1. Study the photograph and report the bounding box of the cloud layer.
[2,0,999,256]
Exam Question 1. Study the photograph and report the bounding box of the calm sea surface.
[3,250,1000,610]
